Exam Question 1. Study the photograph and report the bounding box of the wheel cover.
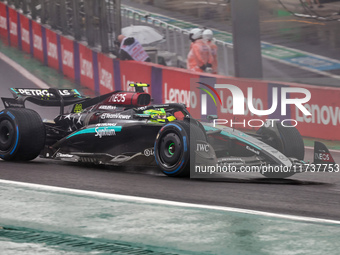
[158,132,183,168]
[0,119,15,151]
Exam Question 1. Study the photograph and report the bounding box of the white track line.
[0,51,50,89]
[1,179,340,225]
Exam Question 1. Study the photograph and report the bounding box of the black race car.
[0,84,335,178]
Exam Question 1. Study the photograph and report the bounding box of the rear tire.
[0,108,45,161]
[154,120,206,177]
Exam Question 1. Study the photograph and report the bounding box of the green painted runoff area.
[0,181,340,255]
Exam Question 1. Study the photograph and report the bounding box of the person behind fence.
[117,35,151,62]
[202,29,218,74]
[187,28,213,73]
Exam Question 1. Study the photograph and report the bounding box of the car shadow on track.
[4,159,329,187]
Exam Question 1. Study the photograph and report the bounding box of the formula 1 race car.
[0,84,335,178]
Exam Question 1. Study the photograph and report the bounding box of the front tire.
[257,121,304,178]
[154,120,206,177]
[257,121,304,160]
[0,108,45,161]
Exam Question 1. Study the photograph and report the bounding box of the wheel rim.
[159,132,183,168]
[168,143,175,155]
[0,119,15,151]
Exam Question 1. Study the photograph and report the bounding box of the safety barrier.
[0,2,340,141]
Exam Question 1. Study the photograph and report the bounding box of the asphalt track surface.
[1,57,340,222]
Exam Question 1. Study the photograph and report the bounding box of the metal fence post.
[41,0,48,24]
[22,0,28,14]
[72,0,81,40]
[60,0,68,34]
[180,31,186,59]
[30,0,37,20]
[165,24,170,51]
[222,43,229,76]
[84,0,95,47]
[173,27,178,54]
[114,0,122,37]
[99,0,109,53]
[14,0,19,9]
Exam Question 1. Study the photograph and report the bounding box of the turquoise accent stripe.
[204,126,219,132]
[220,131,262,151]
[67,126,122,139]
[10,88,18,94]
[204,125,261,151]
[73,89,82,98]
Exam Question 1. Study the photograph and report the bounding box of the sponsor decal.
[314,153,330,161]
[296,103,340,126]
[33,34,42,51]
[10,21,17,36]
[73,104,83,113]
[22,28,29,44]
[95,123,117,127]
[100,113,131,120]
[47,42,58,60]
[16,89,71,97]
[220,157,244,162]
[164,83,197,108]
[137,106,148,111]
[81,58,93,79]
[108,93,127,103]
[98,105,116,110]
[0,16,6,29]
[100,68,113,90]
[4,102,23,108]
[95,126,116,138]
[63,49,74,68]
[144,148,154,157]
[196,143,209,152]
[57,153,74,158]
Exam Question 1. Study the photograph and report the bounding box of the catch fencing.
[121,6,232,75]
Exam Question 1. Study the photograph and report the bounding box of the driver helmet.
[143,108,176,123]
[189,28,203,42]
[202,29,213,41]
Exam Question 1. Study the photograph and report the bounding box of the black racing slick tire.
[257,121,304,160]
[154,120,206,177]
[257,121,304,178]
[276,123,304,160]
[0,108,45,161]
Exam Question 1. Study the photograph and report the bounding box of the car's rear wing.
[2,88,88,115]
[2,83,152,115]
